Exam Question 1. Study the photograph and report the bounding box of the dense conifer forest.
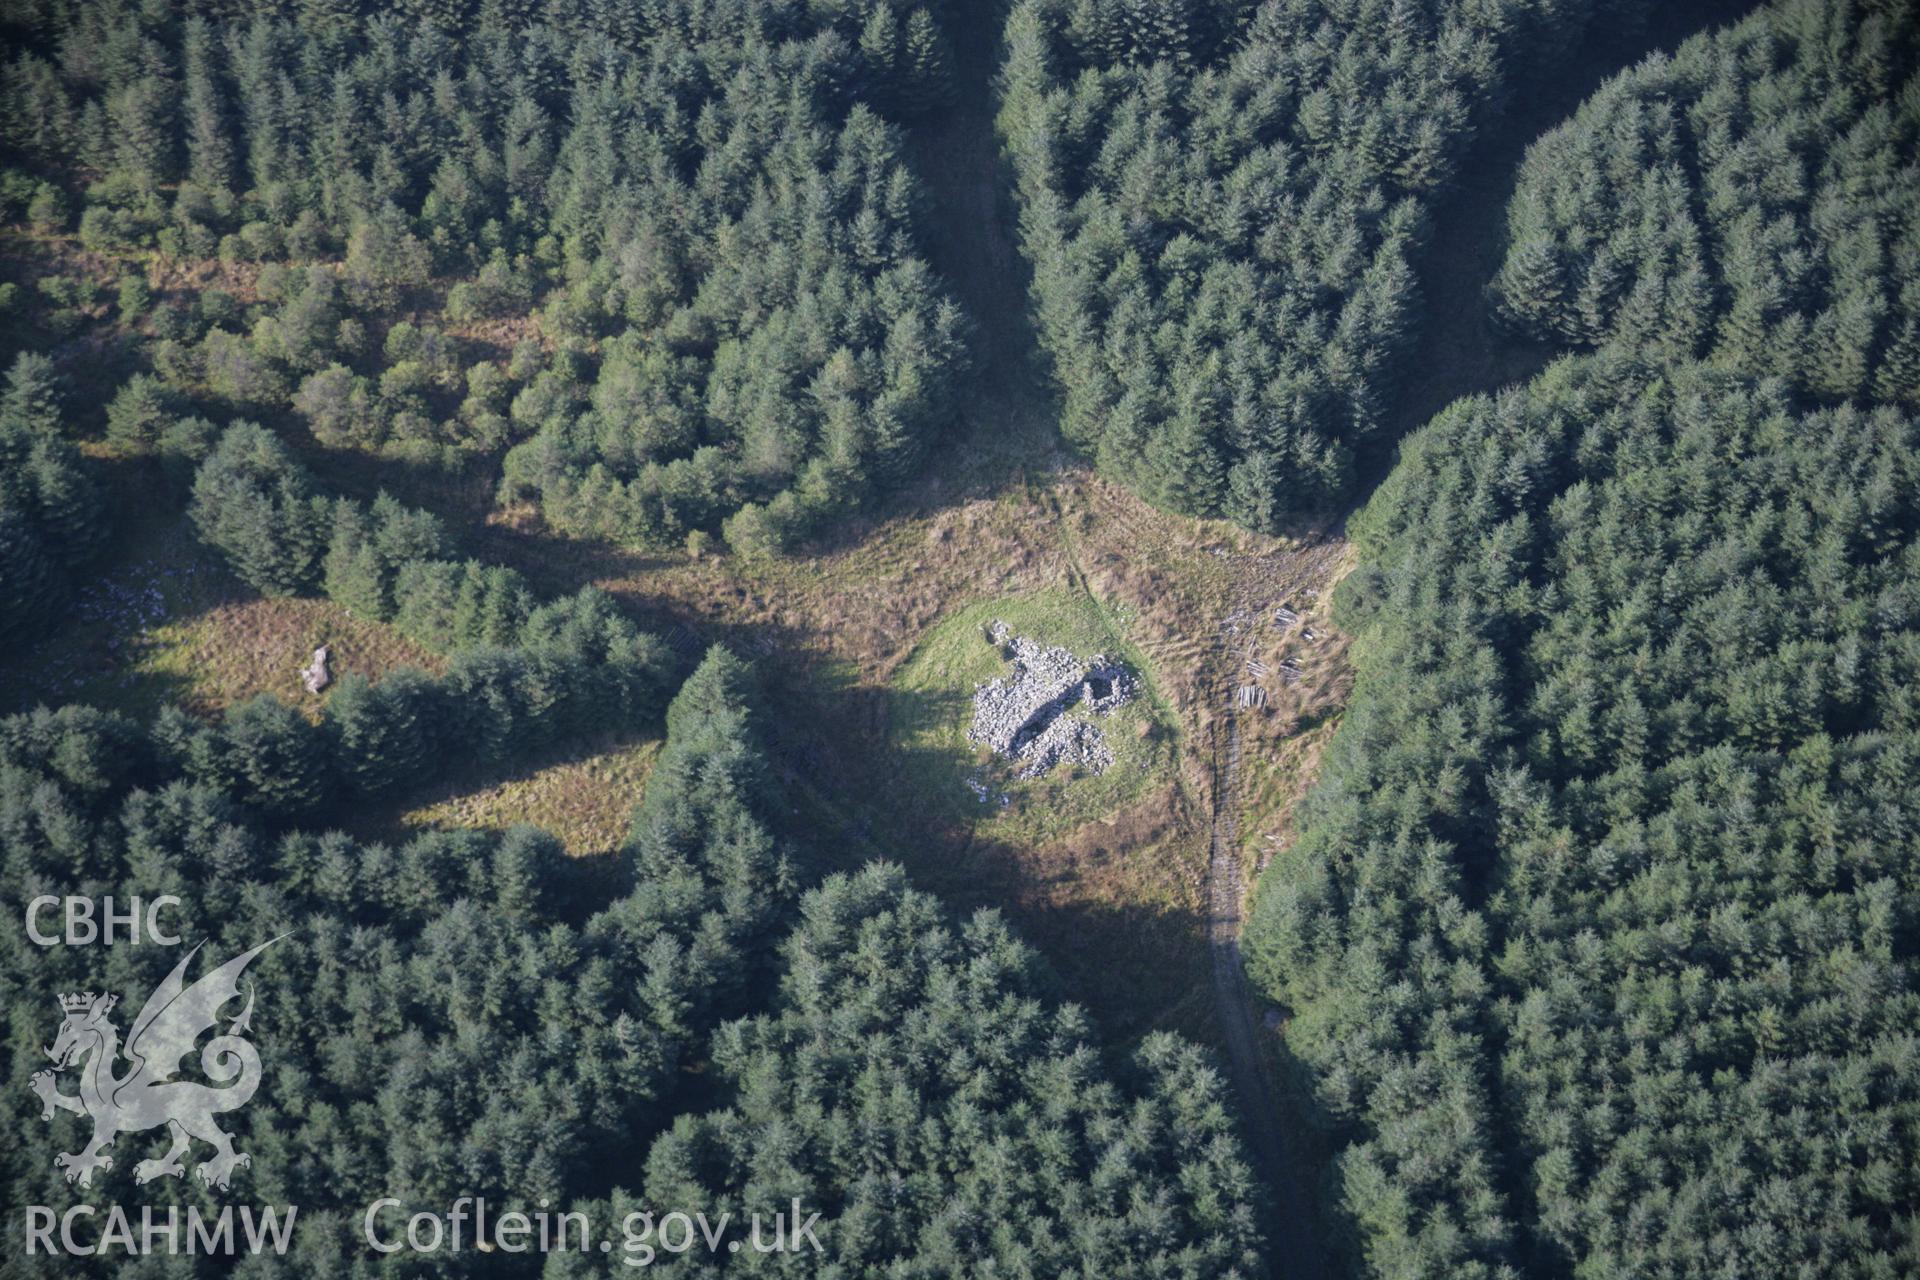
[1249,356,1920,1276]
[4,649,1263,1273]
[1,0,968,561]
[1,649,782,1264]
[1492,0,1919,407]
[0,354,107,644]
[1244,1,1920,1276]
[998,0,1649,526]
[3,0,1916,1275]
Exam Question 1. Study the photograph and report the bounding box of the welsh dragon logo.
[30,938,280,1192]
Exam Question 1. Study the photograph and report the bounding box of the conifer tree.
[325,669,440,798]
[190,421,332,596]
[0,352,62,435]
[0,508,63,646]
[105,374,177,452]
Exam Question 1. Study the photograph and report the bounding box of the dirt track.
[1208,653,1329,1280]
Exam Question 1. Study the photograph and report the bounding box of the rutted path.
[1208,706,1327,1279]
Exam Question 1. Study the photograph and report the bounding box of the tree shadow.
[0,502,236,717]
[291,436,499,527]
[770,673,1215,1047]
[985,845,1214,1045]
[858,679,985,824]
[459,509,670,598]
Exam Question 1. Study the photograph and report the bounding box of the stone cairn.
[969,620,1136,780]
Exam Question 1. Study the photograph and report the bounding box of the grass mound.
[888,588,1174,847]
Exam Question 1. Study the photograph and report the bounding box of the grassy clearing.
[152,596,444,719]
[1227,559,1356,877]
[1239,716,1343,867]
[469,466,1357,1049]
[1,517,439,719]
[887,588,1175,848]
[394,737,662,856]
[1006,784,1217,1043]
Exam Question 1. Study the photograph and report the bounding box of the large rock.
[301,645,331,694]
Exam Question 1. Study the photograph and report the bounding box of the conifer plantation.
[0,355,107,644]
[1248,357,1920,1276]
[0,649,784,1263]
[2,647,1267,1274]
[1493,0,1919,405]
[1244,1,1920,1275]
[998,0,1645,528]
[1,0,968,560]
[4,0,1916,1275]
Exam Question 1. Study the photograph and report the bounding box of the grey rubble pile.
[969,620,1135,780]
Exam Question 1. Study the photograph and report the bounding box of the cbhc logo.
[24,896,183,946]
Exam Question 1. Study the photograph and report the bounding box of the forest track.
[1208,683,1327,1280]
